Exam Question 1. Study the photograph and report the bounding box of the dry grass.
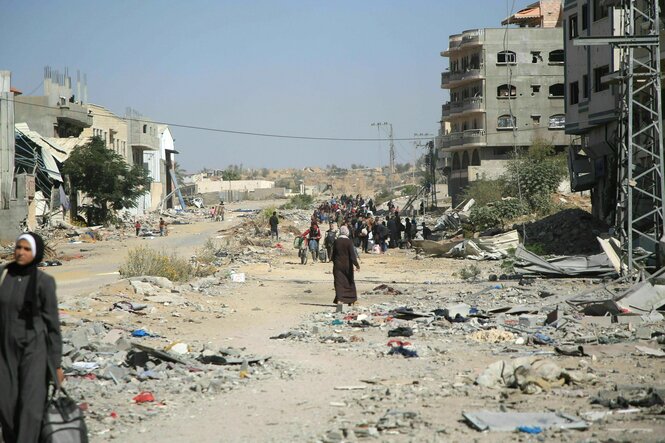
[119,246,193,282]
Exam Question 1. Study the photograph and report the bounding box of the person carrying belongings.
[302,222,322,263]
[0,233,66,443]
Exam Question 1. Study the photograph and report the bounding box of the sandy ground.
[41,206,665,443]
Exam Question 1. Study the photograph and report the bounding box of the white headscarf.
[17,233,37,256]
[339,226,350,237]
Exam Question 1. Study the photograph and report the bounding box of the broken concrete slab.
[463,411,587,432]
[616,280,665,314]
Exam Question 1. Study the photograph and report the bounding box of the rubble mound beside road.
[521,208,609,256]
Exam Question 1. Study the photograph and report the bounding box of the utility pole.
[0,71,14,211]
[371,121,393,188]
[388,123,395,175]
[413,133,434,184]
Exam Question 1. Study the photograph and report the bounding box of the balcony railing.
[461,29,484,46]
[463,129,487,145]
[442,102,451,118]
[441,132,464,148]
[463,97,484,112]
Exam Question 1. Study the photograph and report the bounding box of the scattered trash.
[132,392,155,404]
[388,327,413,338]
[387,340,418,358]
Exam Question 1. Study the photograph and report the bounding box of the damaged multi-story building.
[437,0,576,202]
[0,67,180,240]
[563,0,665,223]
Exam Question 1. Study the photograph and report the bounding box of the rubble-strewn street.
[4,1,665,442]
[23,204,664,442]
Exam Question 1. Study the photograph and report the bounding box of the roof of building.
[501,0,562,28]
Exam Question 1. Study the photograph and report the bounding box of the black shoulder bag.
[41,384,89,443]
[37,269,89,443]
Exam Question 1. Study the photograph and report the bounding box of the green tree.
[63,136,152,225]
[221,166,241,180]
[173,161,187,184]
[504,139,567,212]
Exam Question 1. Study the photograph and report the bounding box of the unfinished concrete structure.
[437,0,574,202]
[14,67,92,138]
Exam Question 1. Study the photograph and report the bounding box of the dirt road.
[40,210,665,442]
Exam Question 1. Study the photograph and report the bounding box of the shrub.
[504,139,567,211]
[280,194,314,210]
[119,246,193,282]
[258,206,278,225]
[469,206,501,230]
[375,188,396,206]
[462,178,506,207]
[459,264,481,280]
[469,199,527,230]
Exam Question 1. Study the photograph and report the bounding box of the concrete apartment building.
[81,104,130,162]
[562,0,653,222]
[437,0,574,202]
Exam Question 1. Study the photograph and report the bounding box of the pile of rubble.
[520,208,609,255]
[57,275,295,440]
[264,272,665,440]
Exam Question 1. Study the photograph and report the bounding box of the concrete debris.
[463,411,587,432]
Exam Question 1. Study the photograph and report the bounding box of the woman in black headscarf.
[0,232,63,443]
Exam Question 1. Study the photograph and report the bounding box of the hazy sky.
[2,0,531,172]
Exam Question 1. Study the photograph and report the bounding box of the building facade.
[563,0,626,222]
[438,0,574,202]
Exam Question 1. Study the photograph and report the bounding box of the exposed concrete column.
[0,71,15,210]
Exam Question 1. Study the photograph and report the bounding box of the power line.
[2,98,434,143]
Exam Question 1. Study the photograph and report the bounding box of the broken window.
[549,114,565,129]
[531,85,541,94]
[497,51,516,64]
[582,4,589,30]
[531,51,542,63]
[532,115,541,125]
[594,65,610,92]
[593,0,609,21]
[497,84,516,98]
[550,83,565,98]
[583,75,589,99]
[497,115,516,129]
[569,82,579,104]
[548,50,564,64]
[569,14,578,39]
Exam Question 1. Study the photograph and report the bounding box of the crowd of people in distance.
[297,193,431,263]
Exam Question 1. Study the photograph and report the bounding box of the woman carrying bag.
[0,232,63,443]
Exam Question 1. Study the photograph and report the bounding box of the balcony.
[131,132,159,150]
[461,29,484,47]
[442,98,484,121]
[442,67,484,89]
[463,97,484,113]
[441,102,451,119]
[440,132,463,149]
[462,129,487,146]
[442,34,463,56]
